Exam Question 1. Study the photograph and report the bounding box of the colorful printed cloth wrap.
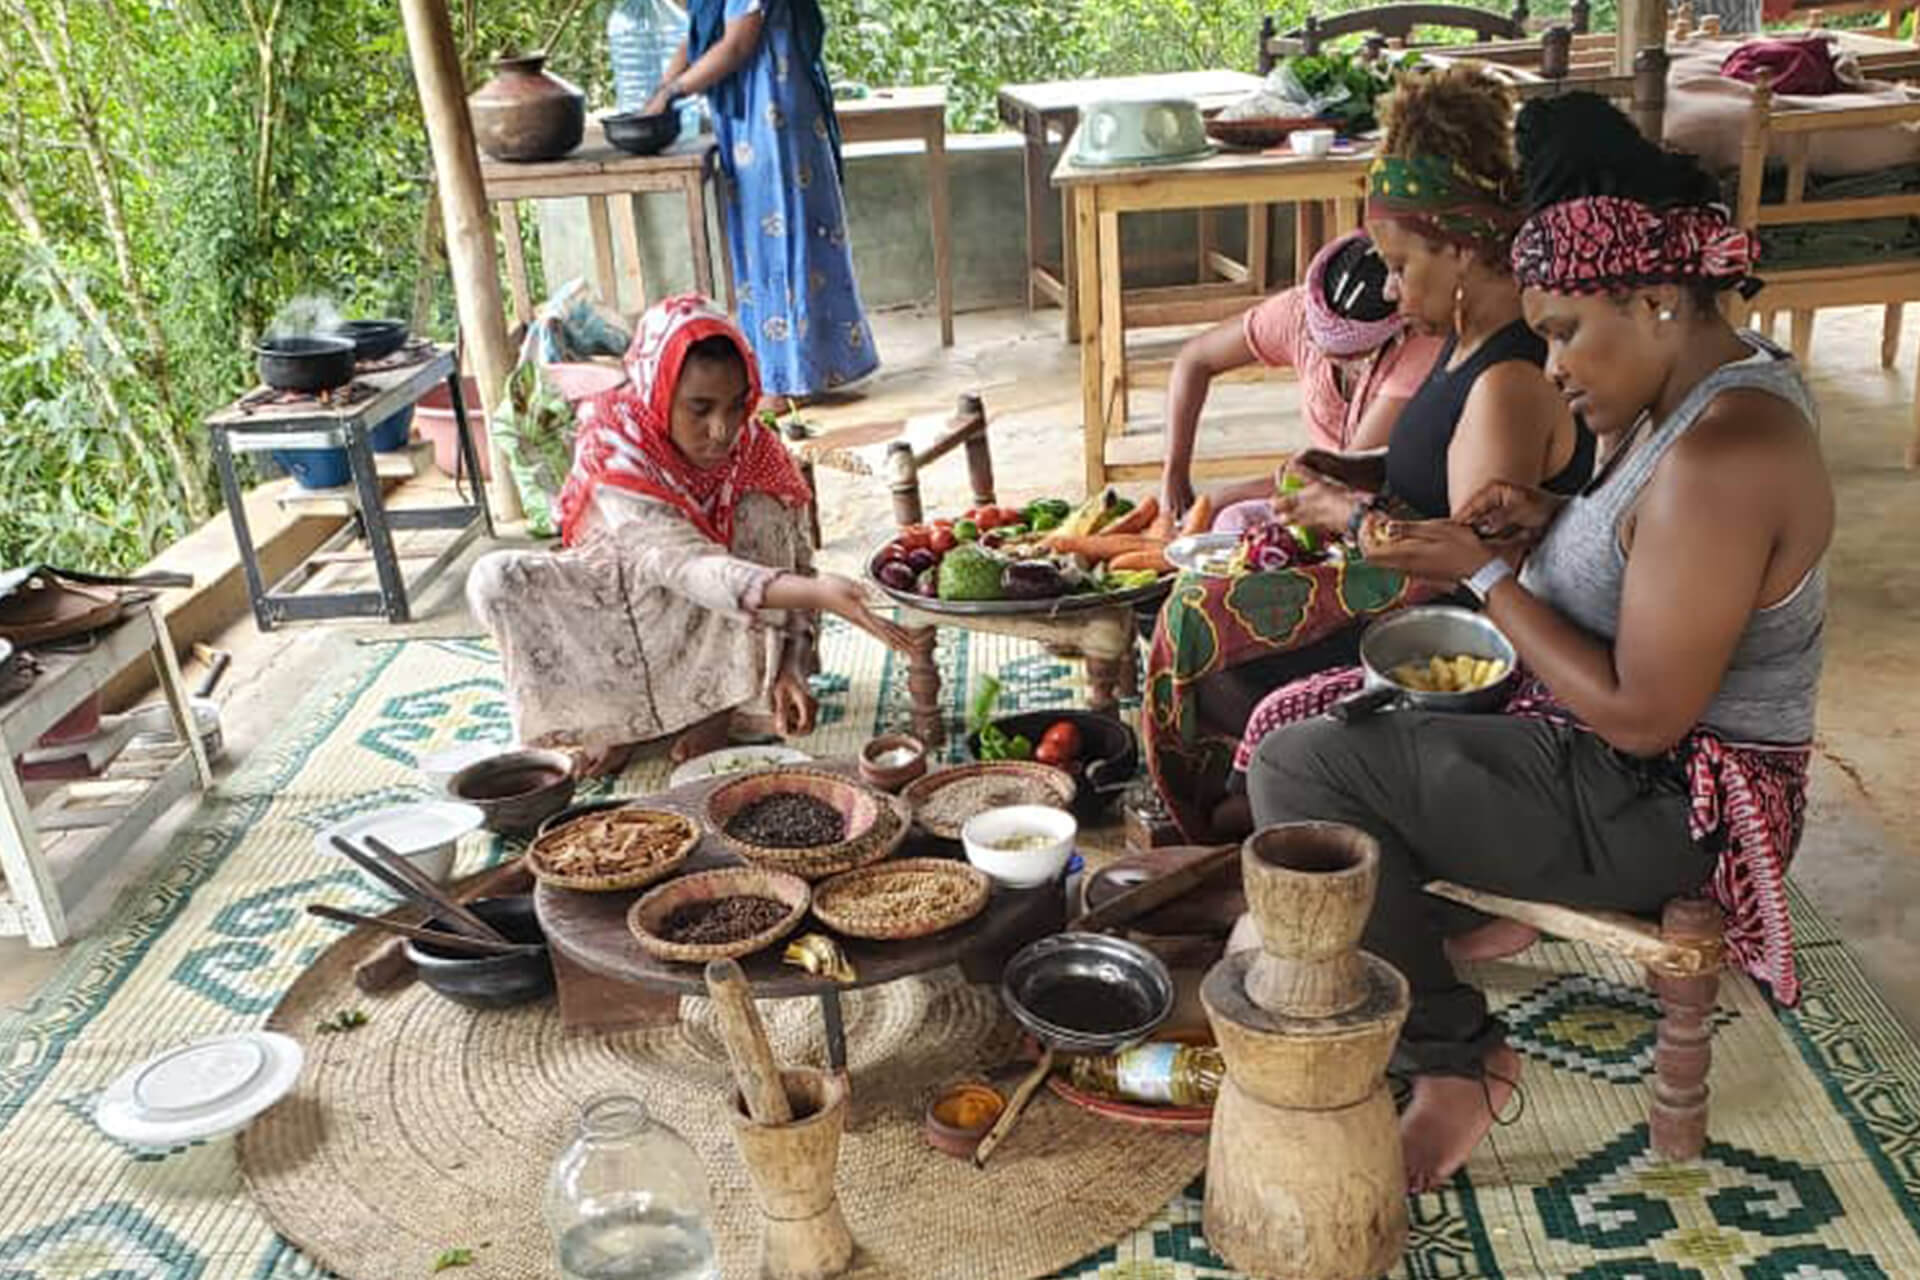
[1366,153,1521,252]
[1234,670,1811,1003]
[557,294,813,549]
[1142,559,1446,840]
[1304,230,1403,358]
[1511,195,1763,297]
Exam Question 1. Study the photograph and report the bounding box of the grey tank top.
[1518,335,1824,744]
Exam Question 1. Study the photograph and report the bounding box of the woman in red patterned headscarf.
[473,295,910,775]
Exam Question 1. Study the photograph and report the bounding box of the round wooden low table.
[533,765,1067,1068]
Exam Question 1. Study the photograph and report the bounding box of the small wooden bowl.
[526,806,699,893]
[447,747,577,835]
[924,1080,1006,1159]
[626,866,811,964]
[858,733,928,792]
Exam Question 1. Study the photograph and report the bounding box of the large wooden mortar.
[729,1067,855,1280]
[1200,824,1411,1280]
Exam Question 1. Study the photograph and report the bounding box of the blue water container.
[272,448,352,489]
[369,405,414,452]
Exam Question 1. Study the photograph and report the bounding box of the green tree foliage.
[0,0,1307,571]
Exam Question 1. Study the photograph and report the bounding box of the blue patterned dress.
[696,0,878,396]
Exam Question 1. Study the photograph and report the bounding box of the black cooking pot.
[334,319,408,363]
[602,109,681,156]
[256,335,356,393]
[964,709,1139,819]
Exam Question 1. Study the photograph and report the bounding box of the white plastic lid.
[96,1032,304,1148]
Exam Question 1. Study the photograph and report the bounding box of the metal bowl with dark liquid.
[334,318,409,362]
[255,335,356,393]
[1002,932,1174,1053]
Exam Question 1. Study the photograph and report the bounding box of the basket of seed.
[902,761,1077,842]
[525,804,700,892]
[627,866,812,963]
[704,768,910,880]
[811,858,992,941]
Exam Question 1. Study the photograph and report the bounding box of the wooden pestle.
[706,959,794,1125]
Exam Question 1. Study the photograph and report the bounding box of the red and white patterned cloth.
[557,294,812,548]
[1510,194,1761,297]
[1235,671,1810,1004]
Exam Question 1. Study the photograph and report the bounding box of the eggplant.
[877,561,916,592]
[915,567,940,598]
[1003,560,1069,600]
[906,548,939,575]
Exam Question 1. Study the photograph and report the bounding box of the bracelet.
[1465,557,1514,603]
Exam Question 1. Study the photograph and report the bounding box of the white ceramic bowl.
[962,804,1078,889]
[1290,127,1336,158]
[315,801,484,893]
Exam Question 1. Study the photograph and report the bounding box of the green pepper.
[1000,523,1028,539]
[953,519,980,542]
[969,675,1003,734]
[1005,734,1033,761]
[1027,497,1072,522]
[1029,509,1063,532]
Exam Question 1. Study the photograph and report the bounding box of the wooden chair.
[1423,883,1727,1161]
[786,392,996,547]
[1258,2,1532,72]
[1728,74,1920,466]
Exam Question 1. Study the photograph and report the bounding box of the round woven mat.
[241,926,1206,1280]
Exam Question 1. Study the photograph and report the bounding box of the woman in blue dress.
[645,0,879,398]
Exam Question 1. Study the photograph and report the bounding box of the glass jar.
[544,1094,719,1280]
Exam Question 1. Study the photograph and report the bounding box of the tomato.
[1034,740,1070,767]
[932,517,955,531]
[897,525,932,552]
[929,526,957,554]
[991,506,1024,529]
[1039,721,1082,762]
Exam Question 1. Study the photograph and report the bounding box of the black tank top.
[1382,318,1595,518]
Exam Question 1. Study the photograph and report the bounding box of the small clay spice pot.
[923,1081,1005,1159]
[859,733,928,792]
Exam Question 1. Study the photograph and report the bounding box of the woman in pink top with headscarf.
[1159,231,1444,531]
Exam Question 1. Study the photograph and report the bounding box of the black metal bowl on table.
[255,335,356,393]
[602,110,681,156]
[333,318,409,363]
[964,710,1138,819]
[404,896,554,1009]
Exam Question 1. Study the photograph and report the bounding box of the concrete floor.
[4,298,1917,1038]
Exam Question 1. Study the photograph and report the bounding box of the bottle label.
[1115,1043,1180,1104]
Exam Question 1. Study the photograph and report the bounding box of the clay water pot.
[468,54,585,163]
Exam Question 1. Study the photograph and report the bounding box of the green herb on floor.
[432,1247,475,1272]
[317,1009,369,1035]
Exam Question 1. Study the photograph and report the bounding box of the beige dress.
[467,489,817,753]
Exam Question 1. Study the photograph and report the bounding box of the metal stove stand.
[205,347,492,629]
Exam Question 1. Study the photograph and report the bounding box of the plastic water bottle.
[607,0,704,136]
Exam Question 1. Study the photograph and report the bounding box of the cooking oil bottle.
[1069,1043,1224,1107]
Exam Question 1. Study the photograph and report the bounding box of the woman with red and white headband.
[1241,91,1831,1191]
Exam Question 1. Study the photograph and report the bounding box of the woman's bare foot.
[1401,1042,1522,1194]
[575,742,637,778]
[670,711,733,764]
[1444,920,1541,965]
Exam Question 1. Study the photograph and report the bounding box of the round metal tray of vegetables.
[866,490,1177,617]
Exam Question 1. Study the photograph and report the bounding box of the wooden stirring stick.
[706,958,794,1125]
[329,836,499,943]
[361,833,507,940]
[305,903,542,955]
[974,1045,1055,1168]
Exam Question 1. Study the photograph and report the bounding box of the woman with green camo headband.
[1269,66,1591,547]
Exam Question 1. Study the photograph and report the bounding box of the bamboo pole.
[397,0,523,523]
[1618,0,1666,73]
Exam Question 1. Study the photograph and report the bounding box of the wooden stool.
[789,393,995,549]
[1424,882,1727,1161]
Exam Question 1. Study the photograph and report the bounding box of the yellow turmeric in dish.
[933,1089,1002,1131]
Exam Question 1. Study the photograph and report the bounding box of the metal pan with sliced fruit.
[1330,606,1518,722]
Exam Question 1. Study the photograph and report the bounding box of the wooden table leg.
[586,195,620,310]
[712,166,737,312]
[1247,203,1271,296]
[496,200,535,326]
[0,746,63,946]
[686,174,717,302]
[820,987,848,1071]
[1649,897,1724,1161]
[1020,113,1049,315]
[610,192,648,316]
[927,121,955,347]
[1074,186,1106,496]
[1086,654,1123,714]
[1097,206,1127,438]
[906,626,944,747]
[1197,207,1218,281]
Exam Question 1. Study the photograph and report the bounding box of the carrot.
[1181,494,1214,536]
[1101,496,1159,537]
[1146,510,1176,540]
[1108,549,1172,573]
[1048,534,1168,563]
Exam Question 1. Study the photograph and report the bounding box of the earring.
[1657,307,1676,322]
[1452,281,1467,335]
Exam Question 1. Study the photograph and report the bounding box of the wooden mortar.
[729,1068,855,1280]
[1200,823,1411,1280]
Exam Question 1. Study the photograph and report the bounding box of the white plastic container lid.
[95,1031,304,1148]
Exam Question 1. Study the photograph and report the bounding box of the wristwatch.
[1465,557,1514,603]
